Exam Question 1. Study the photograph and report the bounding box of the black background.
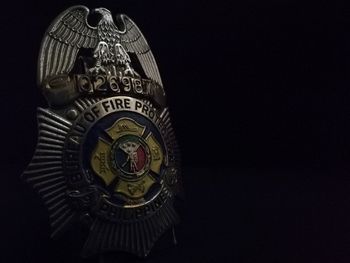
[2,0,350,262]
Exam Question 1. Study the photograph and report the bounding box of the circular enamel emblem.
[62,97,178,216]
[86,114,164,203]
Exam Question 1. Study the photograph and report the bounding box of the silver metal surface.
[22,5,181,258]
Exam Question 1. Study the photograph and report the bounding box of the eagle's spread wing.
[38,5,98,85]
[117,15,164,89]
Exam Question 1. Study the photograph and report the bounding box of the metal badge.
[22,6,181,258]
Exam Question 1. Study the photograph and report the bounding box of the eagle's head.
[93,7,113,23]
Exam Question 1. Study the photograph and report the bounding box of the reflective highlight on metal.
[22,6,181,258]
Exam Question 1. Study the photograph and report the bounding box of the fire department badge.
[22,6,181,258]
